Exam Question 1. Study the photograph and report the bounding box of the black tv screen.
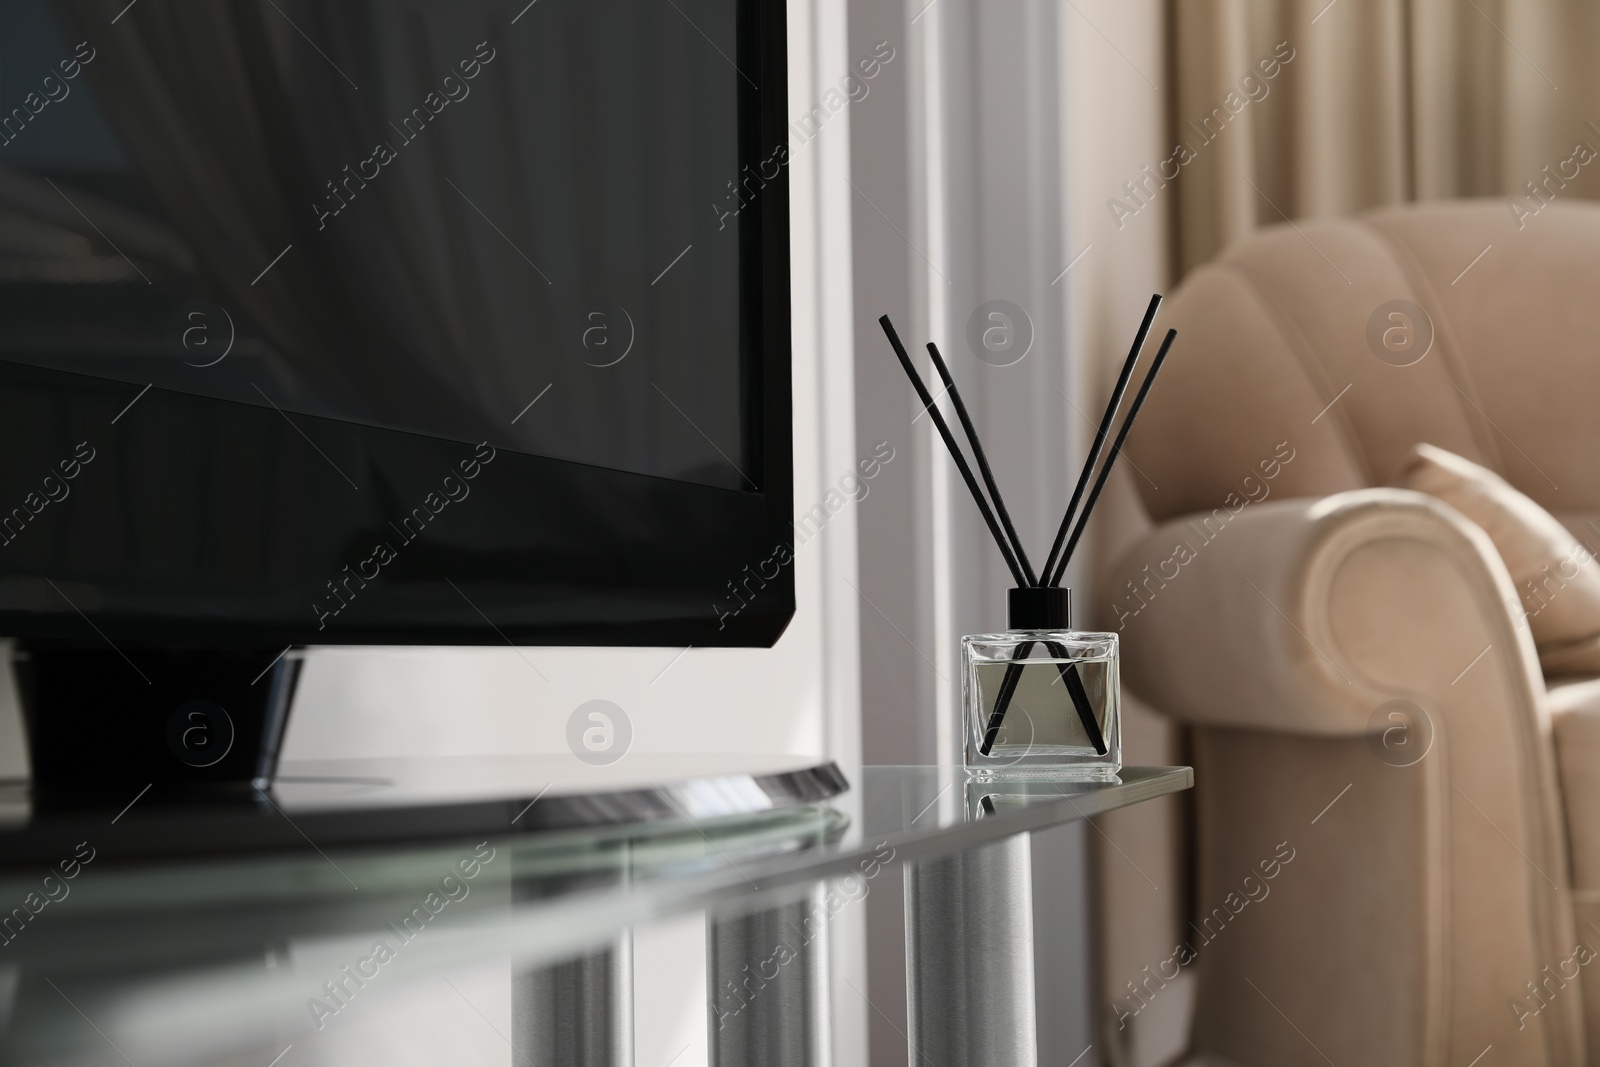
[0,0,793,650]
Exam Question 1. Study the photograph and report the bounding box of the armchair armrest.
[1107,489,1584,1067]
[1110,488,1545,736]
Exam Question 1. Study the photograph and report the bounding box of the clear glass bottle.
[962,588,1121,781]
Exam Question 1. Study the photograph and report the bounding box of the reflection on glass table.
[0,763,1190,1067]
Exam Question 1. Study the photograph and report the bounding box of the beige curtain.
[1169,0,1600,276]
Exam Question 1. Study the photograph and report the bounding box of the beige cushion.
[1397,443,1600,674]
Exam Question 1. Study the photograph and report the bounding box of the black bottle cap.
[1008,587,1071,630]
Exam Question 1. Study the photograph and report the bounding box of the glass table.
[0,760,1191,1067]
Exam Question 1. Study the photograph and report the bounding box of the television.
[0,0,792,790]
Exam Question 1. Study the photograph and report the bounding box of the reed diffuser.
[879,296,1176,780]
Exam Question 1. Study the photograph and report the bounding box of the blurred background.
[11,0,1600,1063]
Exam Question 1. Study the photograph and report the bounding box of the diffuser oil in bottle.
[962,591,1121,780]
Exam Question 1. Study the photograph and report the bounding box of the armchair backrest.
[1135,199,1600,529]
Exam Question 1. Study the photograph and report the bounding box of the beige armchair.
[1111,200,1600,1067]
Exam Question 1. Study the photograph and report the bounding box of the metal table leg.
[904,833,1038,1066]
[707,883,832,1067]
[513,932,633,1067]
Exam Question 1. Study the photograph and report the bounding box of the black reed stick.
[923,341,1037,585]
[981,325,1178,755]
[1038,295,1160,587]
[982,643,1031,756]
[1050,642,1107,750]
[1047,328,1177,586]
[879,315,1027,587]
